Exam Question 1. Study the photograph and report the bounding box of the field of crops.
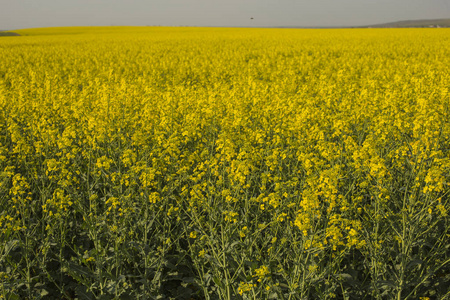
[0,27,449,299]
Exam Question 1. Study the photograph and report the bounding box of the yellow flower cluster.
[253,265,270,282]
[238,281,256,295]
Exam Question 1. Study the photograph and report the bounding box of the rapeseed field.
[0,26,449,299]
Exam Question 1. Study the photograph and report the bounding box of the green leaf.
[335,273,355,286]
[5,293,20,300]
[212,276,224,289]
[4,240,19,255]
[62,261,93,286]
[406,258,424,270]
[75,285,95,300]
[378,280,396,289]
[336,273,353,280]
[182,276,195,283]
[119,293,135,300]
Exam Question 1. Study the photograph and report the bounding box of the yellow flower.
[198,249,205,257]
[253,265,270,282]
[238,282,256,295]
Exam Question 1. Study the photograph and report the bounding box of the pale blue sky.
[1,0,449,30]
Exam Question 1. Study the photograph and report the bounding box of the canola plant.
[0,27,449,299]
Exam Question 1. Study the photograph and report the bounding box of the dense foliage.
[0,27,449,299]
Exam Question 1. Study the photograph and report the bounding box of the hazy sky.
[1,0,449,30]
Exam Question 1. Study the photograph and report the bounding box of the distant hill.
[365,18,450,28]
[0,31,20,36]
